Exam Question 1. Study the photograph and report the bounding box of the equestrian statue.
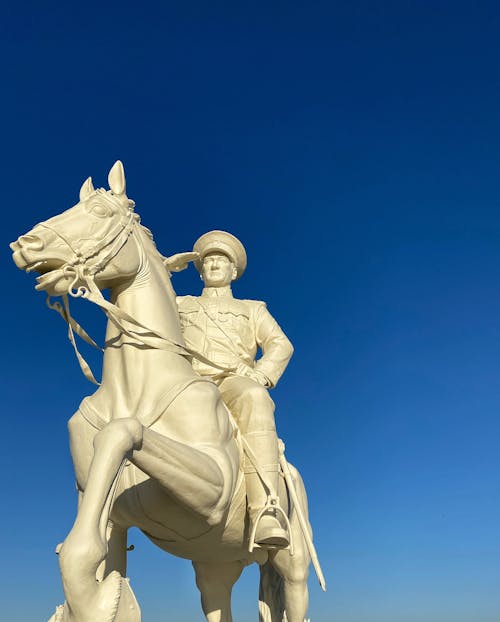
[10,161,325,622]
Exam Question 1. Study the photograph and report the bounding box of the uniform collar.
[201,285,234,298]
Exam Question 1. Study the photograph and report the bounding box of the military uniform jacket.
[176,286,293,387]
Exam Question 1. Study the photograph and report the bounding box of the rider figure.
[174,231,293,548]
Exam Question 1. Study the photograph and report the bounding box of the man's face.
[201,252,237,287]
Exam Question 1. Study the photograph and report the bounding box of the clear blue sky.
[2,2,500,621]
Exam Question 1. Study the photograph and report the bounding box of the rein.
[44,206,233,384]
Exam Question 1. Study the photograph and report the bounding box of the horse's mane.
[139,223,155,243]
[136,220,169,268]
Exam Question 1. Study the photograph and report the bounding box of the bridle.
[40,197,138,296]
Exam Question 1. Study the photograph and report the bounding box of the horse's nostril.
[19,234,44,251]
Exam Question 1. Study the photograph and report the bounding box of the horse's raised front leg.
[193,560,244,622]
[69,384,238,529]
[128,384,240,524]
[129,423,237,524]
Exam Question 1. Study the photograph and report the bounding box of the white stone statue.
[10,162,325,622]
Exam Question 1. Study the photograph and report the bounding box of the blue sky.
[2,2,500,621]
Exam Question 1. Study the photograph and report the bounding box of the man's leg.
[218,376,289,548]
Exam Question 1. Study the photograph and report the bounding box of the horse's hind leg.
[193,559,244,622]
[269,546,309,622]
[266,464,311,622]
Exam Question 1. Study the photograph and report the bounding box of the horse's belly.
[148,474,259,563]
[109,462,209,538]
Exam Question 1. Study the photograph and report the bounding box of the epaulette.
[242,299,267,308]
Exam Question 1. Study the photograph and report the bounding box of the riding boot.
[243,430,289,549]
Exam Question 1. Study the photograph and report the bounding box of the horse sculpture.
[11,161,321,622]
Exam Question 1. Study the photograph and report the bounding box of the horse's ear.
[79,176,95,201]
[108,160,126,195]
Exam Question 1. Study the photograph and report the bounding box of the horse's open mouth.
[26,258,64,275]
[22,259,70,292]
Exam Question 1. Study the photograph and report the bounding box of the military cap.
[193,230,247,279]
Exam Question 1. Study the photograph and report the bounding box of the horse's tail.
[258,561,285,622]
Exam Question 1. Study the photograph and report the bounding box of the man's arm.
[252,302,294,388]
[162,252,199,273]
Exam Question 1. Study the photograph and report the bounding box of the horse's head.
[11,161,141,296]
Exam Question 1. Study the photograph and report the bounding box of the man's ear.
[231,264,238,281]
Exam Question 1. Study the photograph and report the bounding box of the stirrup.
[248,494,294,554]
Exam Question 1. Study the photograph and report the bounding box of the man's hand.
[236,363,271,387]
[163,252,199,273]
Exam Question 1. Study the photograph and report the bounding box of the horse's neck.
[107,245,181,347]
[97,231,191,418]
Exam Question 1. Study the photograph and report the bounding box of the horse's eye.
[92,203,111,218]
